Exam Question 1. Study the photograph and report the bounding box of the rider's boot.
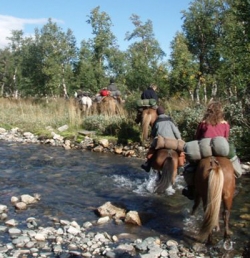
[141,159,151,172]
[177,166,185,175]
[182,185,195,200]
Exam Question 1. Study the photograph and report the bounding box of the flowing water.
[0,141,249,257]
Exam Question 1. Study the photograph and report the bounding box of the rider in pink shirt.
[195,121,230,140]
[183,101,230,200]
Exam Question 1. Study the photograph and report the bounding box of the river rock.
[0,127,6,133]
[8,227,21,236]
[0,204,8,213]
[5,219,18,226]
[240,214,250,220]
[99,139,109,148]
[14,202,27,210]
[20,194,37,204]
[63,139,71,150]
[23,132,35,139]
[11,196,19,203]
[57,125,69,132]
[93,145,104,152]
[97,201,127,219]
[114,146,123,154]
[124,211,142,226]
[0,213,8,220]
[34,233,46,241]
[97,216,110,224]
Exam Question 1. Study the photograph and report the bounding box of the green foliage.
[82,114,140,144]
[117,121,141,144]
[172,104,204,141]
[83,115,124,135]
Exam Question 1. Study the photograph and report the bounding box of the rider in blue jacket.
[141,84,158,102]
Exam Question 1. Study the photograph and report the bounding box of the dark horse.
[141,108,158,144]
[149,148,180,194]
[191,156,235,243]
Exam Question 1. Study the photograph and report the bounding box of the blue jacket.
[141,87,158,102]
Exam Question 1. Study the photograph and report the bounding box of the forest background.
[0,0,250,160]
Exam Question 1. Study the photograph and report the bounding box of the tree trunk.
[203,83,207,103]
[211,82,217,97]
[194,80,201,104]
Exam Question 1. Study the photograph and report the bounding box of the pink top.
[195,121,230,140]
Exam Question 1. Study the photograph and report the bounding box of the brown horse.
[149,148,179,194]
[141,108,158,144]
[191,156,235,243]
[94,96,124,116]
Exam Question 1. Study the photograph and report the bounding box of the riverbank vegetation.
[0,96,249,161]
[0,0,250,158]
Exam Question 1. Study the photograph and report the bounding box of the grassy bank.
[0,98,83,136]
[0,97,141,143]
[1,97,248,160]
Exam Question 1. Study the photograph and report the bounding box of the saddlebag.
[136,98,157,108]
[155,135,185,152]
[184,136,230,161]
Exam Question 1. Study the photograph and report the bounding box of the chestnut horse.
[191,156,235,243]
[149,148,179,194]
[141,108,158,144]
[93,96,124,116]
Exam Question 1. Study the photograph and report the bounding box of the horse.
[141,108,158,144]
[95,96,124,116]
[148,148,180,194]
[74,91,93,115]
[191,156,235,244]
[76,96,92,115]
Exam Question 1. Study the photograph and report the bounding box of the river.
[0,141,249,257]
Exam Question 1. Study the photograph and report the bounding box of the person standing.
[141,106,182,172]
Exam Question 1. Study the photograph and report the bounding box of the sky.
[0,0,192,58]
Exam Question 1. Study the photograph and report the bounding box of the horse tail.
[142,112,151,143]
[199,165,224,242]
[154,156,174,194]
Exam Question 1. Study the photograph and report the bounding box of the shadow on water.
[0,141,249,256]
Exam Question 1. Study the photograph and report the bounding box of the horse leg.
[223,204,233,239]
[191,195,201,215]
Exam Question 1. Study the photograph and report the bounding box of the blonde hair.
[150,84,157,90]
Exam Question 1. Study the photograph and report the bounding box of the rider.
[141,83,158,101]
[141,106,183,172]
[182,101,230,200]
[107,78,122,103]
[135,84,158,124]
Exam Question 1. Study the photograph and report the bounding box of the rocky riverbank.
[0,127,249,257]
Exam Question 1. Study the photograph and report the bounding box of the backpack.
[100,89,110,96]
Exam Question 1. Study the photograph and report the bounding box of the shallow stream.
[0,141,249,257]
